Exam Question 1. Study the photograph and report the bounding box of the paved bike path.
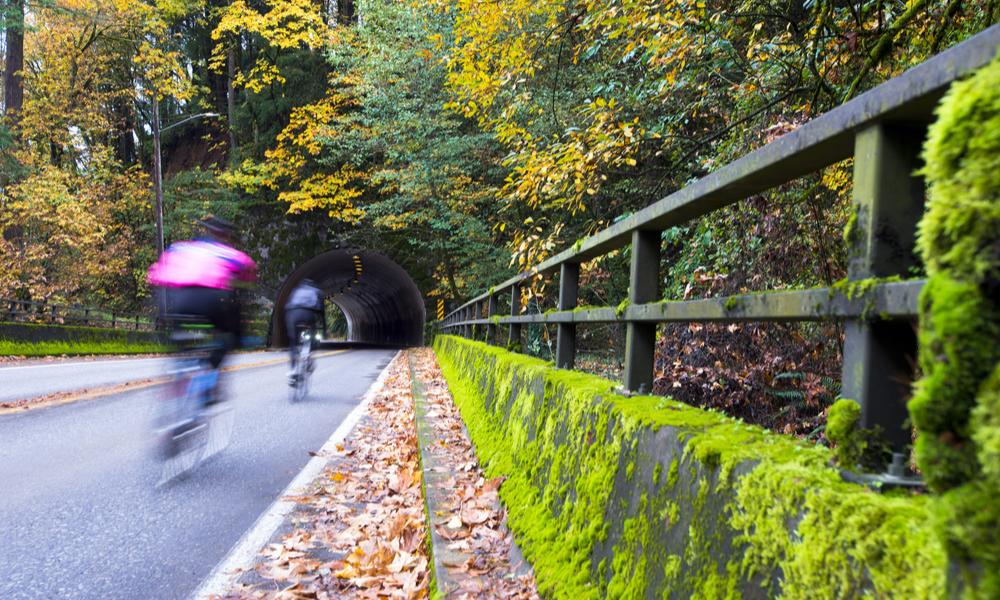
[0,349,397,600]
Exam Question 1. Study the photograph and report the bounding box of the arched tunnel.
[271,249,425,348]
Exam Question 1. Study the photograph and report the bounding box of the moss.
[434,335,946,600]
[827,276,895,301]
[723,296,740,312]
[827,399,864,470]
[843,203,861,246]
[731,461,946,599]
[912,51,1000,596]
[616,299,630,319]
[0,338,171,356]
[666,458,679,488]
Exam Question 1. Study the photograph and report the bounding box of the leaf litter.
[212,349,539,600]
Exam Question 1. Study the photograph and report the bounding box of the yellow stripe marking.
[0,350,345,415]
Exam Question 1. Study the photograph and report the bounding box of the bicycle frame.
[153,319,231,482]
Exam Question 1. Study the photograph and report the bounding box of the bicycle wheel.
[289,360,307,402]
[154,367,211,484]
[289,340,310,403]
[202,379,234,461]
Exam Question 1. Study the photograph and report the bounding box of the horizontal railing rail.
[0,298,155,331]
[440,24,1000,453]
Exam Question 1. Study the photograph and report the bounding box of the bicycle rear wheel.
[155,384,208,484]
[289,362,308,402]
[289,340,310,402]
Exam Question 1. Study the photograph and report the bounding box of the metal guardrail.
[441,24,1000,453]
[0,298,155,331]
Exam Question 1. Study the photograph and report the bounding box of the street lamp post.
[153,109,219,320]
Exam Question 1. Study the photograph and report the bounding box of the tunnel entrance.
[272,248,425,348]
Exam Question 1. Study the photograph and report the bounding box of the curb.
[408,352,533,597]
[187,349,402,600]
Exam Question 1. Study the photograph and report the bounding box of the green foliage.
[162,168,242,245]
[309,0,510,302]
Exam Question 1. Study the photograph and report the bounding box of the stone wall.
[433,335,949,600]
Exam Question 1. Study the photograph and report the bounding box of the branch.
[648,85,810,203]
[930,0,963,54]
[840,0,933,102]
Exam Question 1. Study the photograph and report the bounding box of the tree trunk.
[228,48,238,150]
[337,0,355,25]
[3,0,24,126]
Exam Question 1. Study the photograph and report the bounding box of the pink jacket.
[147,240,257,290]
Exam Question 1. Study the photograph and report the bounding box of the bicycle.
[152,318,235,484]
[288,325,315,403]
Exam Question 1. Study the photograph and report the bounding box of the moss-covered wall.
[435,335,948,599]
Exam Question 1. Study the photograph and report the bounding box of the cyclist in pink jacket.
[148,217,257,370]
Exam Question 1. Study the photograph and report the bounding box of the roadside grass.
[0,339,173,357]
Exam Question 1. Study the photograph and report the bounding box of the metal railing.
[0,298,155,331]
[441,24,1000,453]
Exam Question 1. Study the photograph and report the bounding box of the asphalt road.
[0,348,397,600]
[0,351,287,405]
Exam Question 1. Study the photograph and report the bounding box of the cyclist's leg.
[285,308,306,370]
[305,314,318,371]
[285,308,313,382]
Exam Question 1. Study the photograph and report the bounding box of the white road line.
[188,350,402,600]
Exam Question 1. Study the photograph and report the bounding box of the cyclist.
[147,217,258,371]
[284,278,326,385]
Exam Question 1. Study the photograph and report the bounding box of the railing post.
[487,292,498,343]
[556,263,580,369]
[843,123,925,452]
[464,306,471,339]
[624,229,660,393]
[472,301,483,340]
[509,284,522,351]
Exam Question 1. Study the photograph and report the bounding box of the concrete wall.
[433,335,950,600]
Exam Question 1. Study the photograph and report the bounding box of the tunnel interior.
[272,248,426,348]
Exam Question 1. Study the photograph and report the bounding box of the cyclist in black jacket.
[284,279,327,385]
